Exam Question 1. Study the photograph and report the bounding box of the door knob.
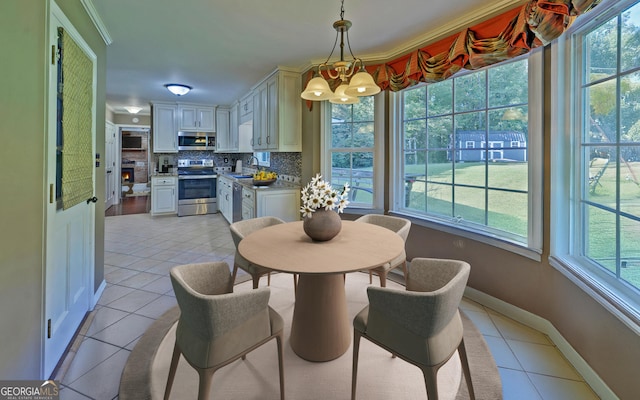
[86,196,98,204]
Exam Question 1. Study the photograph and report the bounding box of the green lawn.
[405,161,640,289]
[405,162,529,237]
[335,161,640,289]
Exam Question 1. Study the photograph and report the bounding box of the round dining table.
[238,220,405,362]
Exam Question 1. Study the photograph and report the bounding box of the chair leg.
[422,366,439,400]
[401,261,407,283]
[368,270,373,284]
[351,330,362,400]
[458,339,476,400]
[196,367,215,400]
[293,274,297,296]
[252,274,260,289]
[231,264,239,284]
[267,272,271,286]
[276,333,286,400]
[163,342,181,400]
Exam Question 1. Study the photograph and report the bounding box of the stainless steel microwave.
[177,132,216,151]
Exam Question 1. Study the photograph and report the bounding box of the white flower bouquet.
[300,173,350,218]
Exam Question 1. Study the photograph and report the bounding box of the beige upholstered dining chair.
[351,258,475,400]
[164,261,285,400]
[229,216,293,290]
[355,214,411,287]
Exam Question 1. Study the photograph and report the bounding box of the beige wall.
[112,112,151,126]
[301,58,638,399]
[0,0,106,379]
[300,95,321,184]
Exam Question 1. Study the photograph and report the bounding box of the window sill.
[390,210,542,262]
[342,207,385,217]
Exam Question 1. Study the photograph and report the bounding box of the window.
[553,0,640,320]
[322,96,384,209]
[393,54,543,254]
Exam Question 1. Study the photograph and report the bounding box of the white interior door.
[105,121,117,209]
[44,5,96,378]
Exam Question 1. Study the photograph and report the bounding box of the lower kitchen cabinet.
[151,176,177,215]
[218,175,233,223]
[242,187,255,220]
[254,188,300,222]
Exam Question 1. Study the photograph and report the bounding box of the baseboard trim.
[91,279,106,310]
[464,287,619,400]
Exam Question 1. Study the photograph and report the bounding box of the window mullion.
[484,69,490,227]
[615,13,622,279]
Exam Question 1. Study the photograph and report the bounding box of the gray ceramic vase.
[303,209,342,241]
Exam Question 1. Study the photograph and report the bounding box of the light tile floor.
[54,213,600,400]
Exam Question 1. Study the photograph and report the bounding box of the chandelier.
[301,0,380,104]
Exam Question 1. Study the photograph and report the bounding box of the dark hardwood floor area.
[105,196,150,217]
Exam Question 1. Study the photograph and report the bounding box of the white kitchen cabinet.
[178,104,215,131]
[218,175,233,223]
[252,68,301,152]
[252,83,267,150]
[241,186,255,220]
[255,187,300,222]
[152,103,178,153]
[239,92,253,123]
[229,102,239,151]
[151,176,177,215]
[215,107,232,152]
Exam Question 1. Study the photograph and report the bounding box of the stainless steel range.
[177,159,217,216]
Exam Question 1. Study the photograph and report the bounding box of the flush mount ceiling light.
[301,0,380,103]
[164,83,192,96]
[124,106,142,114]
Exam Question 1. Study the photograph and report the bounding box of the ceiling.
[91,0,521,115]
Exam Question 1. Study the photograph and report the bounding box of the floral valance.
[305,0,601,105]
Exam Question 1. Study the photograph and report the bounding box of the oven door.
[177,176,218,216]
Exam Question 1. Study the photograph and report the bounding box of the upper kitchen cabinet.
[229,102,239,150]
[215,107,234,152]
[252,68,301,152]
[239,92,253,124]
[178,104,216,131]
[152,102,178,153]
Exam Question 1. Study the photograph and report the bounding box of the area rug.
[120,272,502,399]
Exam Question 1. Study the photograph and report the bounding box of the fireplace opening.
[122,168,134,183]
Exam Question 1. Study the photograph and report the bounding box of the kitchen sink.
[230,174,253,179]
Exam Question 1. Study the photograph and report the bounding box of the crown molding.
[80,0,113,45]
[301,0,525,72]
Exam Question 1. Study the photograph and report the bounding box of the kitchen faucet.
[248,156,260,168]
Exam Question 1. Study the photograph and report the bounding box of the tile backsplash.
[153,151,302,179]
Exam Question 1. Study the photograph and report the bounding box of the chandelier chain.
[323,29,340,67]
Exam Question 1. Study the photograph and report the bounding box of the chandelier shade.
[330,83,359,104]
[301,75,333,101]
[301,0,380,102]
[344,68,381,97]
